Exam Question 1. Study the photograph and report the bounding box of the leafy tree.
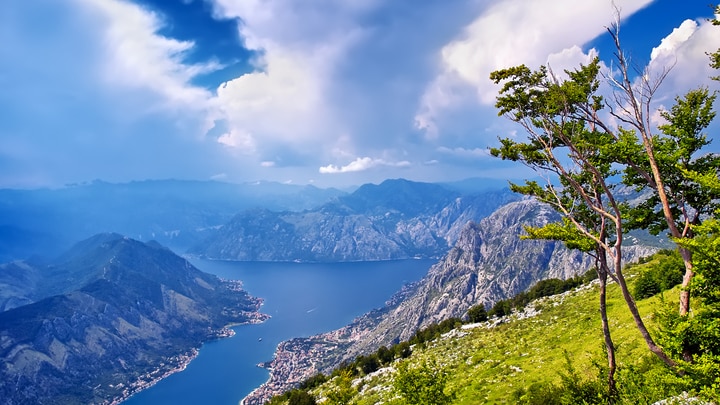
[488,16,720,370]
[287,389,317,405]
[376,345,394,365]
[711,6,720,81]
[621,87,719,319]
[467,303,488,323]
[488,54,671,393]
[392,360,454,405]
[488,299,511,318]
[325,371,357,405]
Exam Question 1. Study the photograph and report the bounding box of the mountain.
[191,179,520,262]
[0,233,267,405]
[279,255,684,404]
[0,180,346,261]
[241,198,658,404]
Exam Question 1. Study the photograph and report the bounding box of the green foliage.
[653,218,720,402]
[488,276,587,318]
[287,389,317,405]
[512,351,610,405]
[324,371,357,405]
[268,388,318,405]
[467,304,488,323]
[633,251,684,299]
[392,360,454,405]
[408,318,462,347]
[298,374,328,390]
[523,219,597,252]
[623,88,719,236]
[511,382,563,405]
[678,219,720,306]
[633,271,661,300]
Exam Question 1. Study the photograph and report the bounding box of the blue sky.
[1,0,718,189]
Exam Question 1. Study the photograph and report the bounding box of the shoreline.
[114,313,270,405]
[240,329,361,405]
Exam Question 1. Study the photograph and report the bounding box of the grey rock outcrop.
[192,179,519,262]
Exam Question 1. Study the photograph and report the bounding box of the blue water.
[122,259,434,405]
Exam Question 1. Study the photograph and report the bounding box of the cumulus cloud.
[207,0,372,156]
[415,0,652,136]
[648,17,720,98]
[319,157,411,174]
[76,0,216,109]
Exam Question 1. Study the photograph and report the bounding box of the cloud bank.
[1,0,718,188]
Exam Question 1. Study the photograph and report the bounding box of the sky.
[1,0,718,189]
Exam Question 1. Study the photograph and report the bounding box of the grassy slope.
[310,259,674,404]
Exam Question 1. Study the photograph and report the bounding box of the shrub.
[467,304,488,323]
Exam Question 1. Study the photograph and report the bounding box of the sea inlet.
[122,258,434,405]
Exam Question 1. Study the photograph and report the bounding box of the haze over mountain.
[191,179,520,262]
[0,233,266,404]
[0,180,345,262]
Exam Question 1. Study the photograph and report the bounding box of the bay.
[122,258,434,405]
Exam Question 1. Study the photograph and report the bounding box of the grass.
[301,256,684,405]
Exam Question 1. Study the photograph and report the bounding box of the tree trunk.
[597,254,617,399]
[612,247,677,369]
[638,131,695,318]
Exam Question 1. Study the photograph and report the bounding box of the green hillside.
[266,252,716,404]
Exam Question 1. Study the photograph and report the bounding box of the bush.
[634,270,661,300]
[287,390,317,405]
[392,360,453,405]
[467,304,488,323]
[633,251,684,299]
[512,382,563,405]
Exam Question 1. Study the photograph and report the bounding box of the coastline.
[110,348,200,405]
[240,326,365,405]
[115,312,270,405]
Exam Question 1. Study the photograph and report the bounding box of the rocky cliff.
[0,233,267,405]
[242,198,658,404]
[192,179,519,262]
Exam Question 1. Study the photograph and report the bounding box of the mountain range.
[0,178,666,404]
[0,233,267,404]
[190,179,520,261]
[241,198,659,404]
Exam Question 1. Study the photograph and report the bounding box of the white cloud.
[415,0,652,136]
[260,161,276,167]
[75,0,216,109]
[208,0,372,153]
[217,129,256,152]
[437,146,491,158]
[319,157,411,174]
[648,18,720,98]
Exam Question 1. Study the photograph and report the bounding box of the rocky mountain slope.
[242,198,657,404]
[192,179,519,262]
[0,233,267,405]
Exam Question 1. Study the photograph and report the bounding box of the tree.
[467,303,488,323]
[489,56,675,377]
[392,360,454,405]
[287,389,317,405]
[325,371,357,405]
[710,6,720,81]
[488,15,720,369]
[620,87,719,320]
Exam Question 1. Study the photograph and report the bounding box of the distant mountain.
[242,198,658,404]
[0,233,267,405]
[0,180,346,261]
[191,179,520,262]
